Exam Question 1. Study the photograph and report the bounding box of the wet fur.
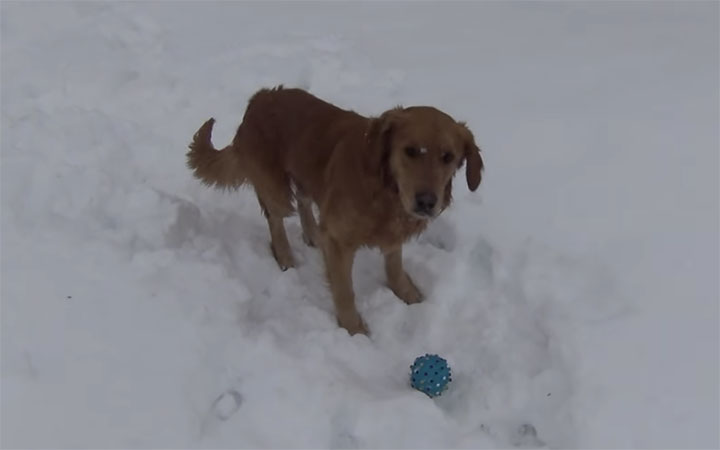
[187,86,483,335]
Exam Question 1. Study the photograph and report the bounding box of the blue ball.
[410,354,452,398]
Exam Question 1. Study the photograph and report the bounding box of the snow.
[1,2,717,448]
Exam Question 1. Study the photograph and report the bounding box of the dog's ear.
[368,106,404,185]
[373,106,404,147]
[457,121,484,191]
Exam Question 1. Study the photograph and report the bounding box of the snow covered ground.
[1,2,717,448]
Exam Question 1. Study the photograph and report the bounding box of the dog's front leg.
[322,236,368,335]
[383,246,424,304]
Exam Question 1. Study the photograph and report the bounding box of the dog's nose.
[414,192,437,215]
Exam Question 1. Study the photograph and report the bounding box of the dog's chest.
[359,207,428,248]
[322,188,428,248]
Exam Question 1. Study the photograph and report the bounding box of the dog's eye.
[405,146,420,158]
[441,152,455,164]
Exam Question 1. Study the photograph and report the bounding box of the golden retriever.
[187,86,483,335]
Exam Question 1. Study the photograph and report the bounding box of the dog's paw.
[390,274,424,305]
[302,231,317,248]
[270,242,296,271]
[337,311,369,336]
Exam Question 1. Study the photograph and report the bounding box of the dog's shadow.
[162,191,289,292]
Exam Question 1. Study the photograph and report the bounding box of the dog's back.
[188,88,358,198]
[238,87,353,146]
[236,87,368,201]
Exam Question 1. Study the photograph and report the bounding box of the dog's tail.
[186,118,246,190]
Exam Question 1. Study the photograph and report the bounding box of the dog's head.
[370,106,484,219]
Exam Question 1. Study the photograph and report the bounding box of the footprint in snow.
[512,423,545,448]
[210,389,243,421]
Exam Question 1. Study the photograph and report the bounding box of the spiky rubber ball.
[410,354,452,398]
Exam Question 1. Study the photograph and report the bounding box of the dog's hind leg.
[268,216,295,271]
[258,197,295,271]
[296,190,319,248]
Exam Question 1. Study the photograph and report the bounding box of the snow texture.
[1,2,718,449]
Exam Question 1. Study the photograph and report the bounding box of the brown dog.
[187,86,483,335]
